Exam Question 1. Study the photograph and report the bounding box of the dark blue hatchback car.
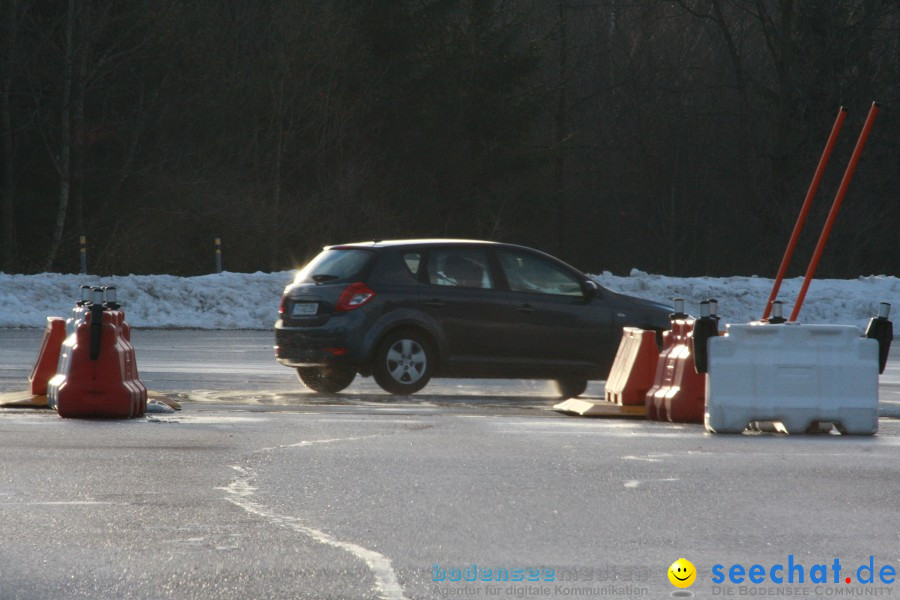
[274,239,670,397]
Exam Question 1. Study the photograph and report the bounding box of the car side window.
[426,249,494,289]
[497,250,583,296]
[402,252,422,278]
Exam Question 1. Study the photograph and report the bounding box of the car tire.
[554,378,587,399]
[372,331,434,395]
[296,366,356,394]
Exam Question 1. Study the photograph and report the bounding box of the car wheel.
[554,378,587,399]
[296,366,356,394]
[372,331,434,395]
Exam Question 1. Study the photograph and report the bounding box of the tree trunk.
[770,0,794,210]
[270,66,286,271]
[554,0,568,258]
[73,0,89,245]
[1,0,18,272]
[46,0,75,272]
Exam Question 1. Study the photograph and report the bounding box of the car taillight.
[278,294,287,315]
[335,283,376,312]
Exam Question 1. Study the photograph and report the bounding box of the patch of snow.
[0,271,294,330]
[0,270,895,333]
[591,271,897,334]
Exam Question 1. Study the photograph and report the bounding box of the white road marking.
[622,454,672,462]
[219,457,408,600]
[492,428,700,438]
[254,434,381,454]
[0,500,120,506]
[624,478,680,488]
[310,419,429,424]
[162,415,268,424]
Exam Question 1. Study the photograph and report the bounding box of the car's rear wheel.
[554,378,587,399]
[372,331,434,395]
[296,365,356,394]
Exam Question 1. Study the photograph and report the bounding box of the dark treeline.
[1,0,897,277]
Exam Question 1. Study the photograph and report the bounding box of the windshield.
[293,248,374,284]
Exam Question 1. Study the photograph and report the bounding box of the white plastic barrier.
[705,323,879,435]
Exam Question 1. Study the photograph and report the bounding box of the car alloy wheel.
[373,331,434,395]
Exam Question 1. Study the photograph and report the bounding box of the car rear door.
[419,246,515,372]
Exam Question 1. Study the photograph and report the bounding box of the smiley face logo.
[668,558,696,588]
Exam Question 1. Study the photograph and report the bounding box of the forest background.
[1,0,897,277]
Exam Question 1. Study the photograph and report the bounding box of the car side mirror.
[582,279,599,302]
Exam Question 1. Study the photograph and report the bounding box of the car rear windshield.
[293,248,375,284]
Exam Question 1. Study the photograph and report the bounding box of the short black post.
[80,236,87,275]
[708,298,720,327]
[865,302,893,374]
[89,287,105,360]
[77,285,91,306]
[692,300,719,374]
[669,298,688,321]
[103,286,120,310]
[767,301,787,324]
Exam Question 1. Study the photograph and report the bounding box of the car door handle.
[515,303,535,313]
[425,299,446,308]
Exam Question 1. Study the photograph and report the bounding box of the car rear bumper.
[274,320,363,368]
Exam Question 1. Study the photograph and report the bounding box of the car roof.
[327,239,500,250]
[325,239,587,275]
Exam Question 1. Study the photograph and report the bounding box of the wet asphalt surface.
[0,329,898,599]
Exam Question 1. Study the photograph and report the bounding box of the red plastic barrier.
[28,317,66,396]
[644,329,674,420]
[645,319,706,423]
[604,328,660,406]
[114,310,147,416]
[53,309,147,419]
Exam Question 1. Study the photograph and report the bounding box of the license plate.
[291,302,319,317]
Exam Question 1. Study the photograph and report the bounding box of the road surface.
[0,329,898,599]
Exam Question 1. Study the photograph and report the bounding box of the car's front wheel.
[296,366,356,394]
[555,378,587,399]
[372,331,434,395]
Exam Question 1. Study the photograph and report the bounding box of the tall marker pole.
[762,107,847,320]
[790,102,880,322]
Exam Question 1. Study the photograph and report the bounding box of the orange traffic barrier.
[645,319,706,423]
[28,317,66,396]
[604,327,660,406]
[112,309,147,416]
[644,329,673,420]
[48,308,147,419]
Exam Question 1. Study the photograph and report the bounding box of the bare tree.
[45,0,75,271]
[0,0,29,271]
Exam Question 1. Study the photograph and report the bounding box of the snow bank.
[0,271,294,330]
[594,269,898,334]
[0,270,896,332]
